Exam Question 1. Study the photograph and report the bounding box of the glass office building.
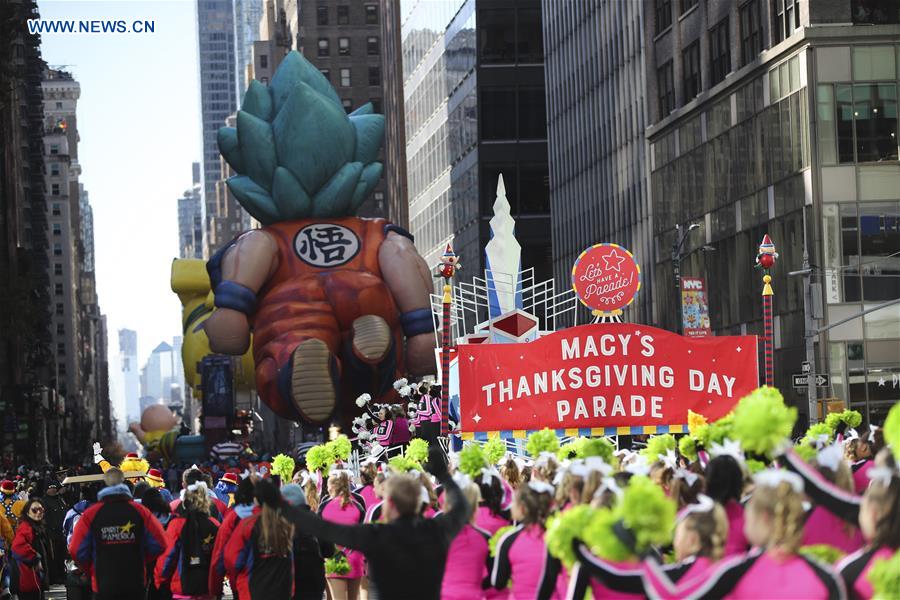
[643,0,899,423]
[399,0,551,281]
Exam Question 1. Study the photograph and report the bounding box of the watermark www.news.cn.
[27,19,155,34]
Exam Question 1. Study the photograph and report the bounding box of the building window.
[338,37,350,56]
[259,54,268,69]
[656,0,672,34]
[320,69,330,82]
[55,303,63,316]
[340,68,351,87]
[50,144,59,155]
[369,97,382,113]
[479,9,515,63]
[681,0,698,13]
[51,183,60,195]
[365,4,378,24]
[518,87,547,139]
[58,362,66,375]
[682,41,701,100]
[50,163,60,176]
[709,18,731,86]
[657,60,675,118]
[337,5,349,25]
[52,223,61,236]
[740,0,763,66]
[342,98,353,113]
[57,343,65,356]
[318,38,330,57]
[53,243,62,256]
[54,263,62,276]
[517,8,543,62]
[56,323,64,335]
[481,88,517,139]
[851,0,900,24]
[368,66,380,86]
[55,101,62,109]
[316,5,328,25]
[773,0,800,43]
[835,83,899,164]
[54,283,63,296]
[367,36,379,55]
[52,203,61,216]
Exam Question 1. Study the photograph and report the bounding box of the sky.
[37,1,201,421]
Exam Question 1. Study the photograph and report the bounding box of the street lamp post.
[672,223,701,333]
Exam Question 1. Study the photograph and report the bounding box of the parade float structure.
[435,176,761,443]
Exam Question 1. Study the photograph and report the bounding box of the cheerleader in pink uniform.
[475,472,511,535]
[705,455,750,556]
[318,471,366,600]
[800,444,864,554]
[491,481,566,600]
[662,470,845,599]
[569,495,729,599]
[441,480,492,600]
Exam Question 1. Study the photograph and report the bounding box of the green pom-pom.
[884,403,900,464]
[640,434,676,461]
[679,436,698,462]
[801,423,834,447]
[558,439,583,461]
[799,544,846,565]
[867,548,900,599]
[618,475,676,551]
[489,524,518,557]
[458,443,486,478]
[325,553,351,575]
[546,505,597,568]
[582,508,633,562]
[579,438,616,465]
[731,387,797,457]
[824,409,862,432]
[526,428,560,458]
[794,443,818,464]
[483,437,507,465]
[272,454,295,482]
[306,445,332,472]
[326,435,352,462]
[745,458,767,474]
[387,455,421,473]
[406,439,429,464]
[704,413,735,447]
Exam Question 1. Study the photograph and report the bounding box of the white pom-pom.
[398,385,412,397]
[393,378,408,391]
[409,423,416,432]
[407,402,417,412]
[355,393,371,408]
[359,431,371,441]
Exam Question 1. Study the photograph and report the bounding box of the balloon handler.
[204,51,437,429]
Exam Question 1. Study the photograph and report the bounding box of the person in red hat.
[146,468,174,504]
[1,479,24,528]
[213,472,240,507]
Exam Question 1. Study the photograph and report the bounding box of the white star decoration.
[602,249,626,272]
[736,347,742,352]
[472,414,482,423]
[468,356,475,362]
[687,350,692,354]
[878,377,886,387]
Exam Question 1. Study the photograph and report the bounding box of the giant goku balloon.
[204,51,436,427]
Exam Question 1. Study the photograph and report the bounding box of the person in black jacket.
[280,483,335,600]
[255,445,468,600]
[40,480,67,585]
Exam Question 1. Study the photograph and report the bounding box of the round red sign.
[571,243,642,314]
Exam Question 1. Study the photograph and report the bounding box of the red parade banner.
[458,323,758,432]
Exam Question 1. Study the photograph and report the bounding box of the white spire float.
[484,174,523,318]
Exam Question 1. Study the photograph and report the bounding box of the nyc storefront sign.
[458,323,758,435]
[571,243,641,316]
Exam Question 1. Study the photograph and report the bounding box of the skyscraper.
[392,0,551,281]
[118,329,140,423]
[542,1,653,325]
[233,0,264,103]
[196,0,238,256]
[178,162,203,259]
[642,0,900,422]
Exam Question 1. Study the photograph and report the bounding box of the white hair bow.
[419,485,430,506]
[753,469,803,494]
[677,494,715,521]
[186,481,208,492]
[709,439,746,465]
[583,456,613,476]
[661,449,678,470]
[816,444,843,473]
[528,480,555,495]
[868,425,878,443]
[452,472,472,489]
[481,466,500,486]
[867,466,896,488]
[674,468,699,487]
[842,428,859,444]
[592,477,623,501]
[535,452,557,469]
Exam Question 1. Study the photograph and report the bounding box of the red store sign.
[458,323,758,432]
